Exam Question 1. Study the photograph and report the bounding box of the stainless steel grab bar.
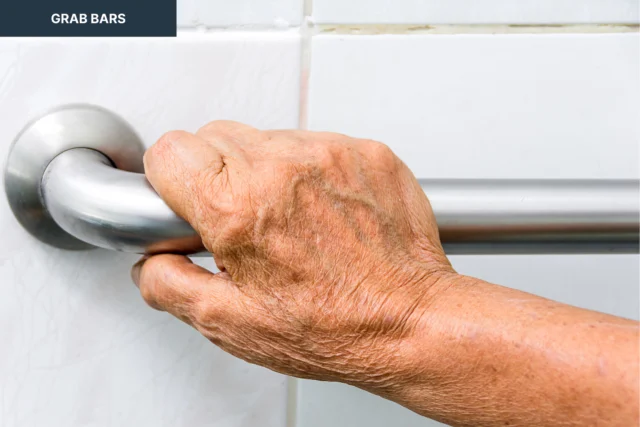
[42,148,640,255]
[5,105,640,255]
[43,149,202,254]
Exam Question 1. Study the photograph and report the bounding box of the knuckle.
[192,297,222,326]
[361,140,398,170]
[311,130,351,143]
[307,141,340,170]
[366,139,394,159]
[264,129,291,138]
[197,120,229,134]
[197,120,250,139]
[147,130,189,162]
[263,130,297,148]
[156,130,190,150]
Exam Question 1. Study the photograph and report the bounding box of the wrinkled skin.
[135,121,454,390]
[134,121,639,427]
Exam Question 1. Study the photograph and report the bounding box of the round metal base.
[4,105,146,250]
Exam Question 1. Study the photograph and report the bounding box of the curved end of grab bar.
[42,148,203,254]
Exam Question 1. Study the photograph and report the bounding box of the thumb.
[132,254,240,325]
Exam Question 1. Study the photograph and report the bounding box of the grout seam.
[285,375,299,427]
[297,15,313,131]
[314,23,639,35]
[176,23,638,35]
[287,5,313,427]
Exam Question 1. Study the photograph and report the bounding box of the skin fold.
[132,121,639,427]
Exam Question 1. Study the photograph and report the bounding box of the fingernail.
[131,255,150,288]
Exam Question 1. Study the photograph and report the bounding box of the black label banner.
[0,0,176,37]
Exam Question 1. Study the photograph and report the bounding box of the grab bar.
[5,105,639,255]
[39,148,640,254]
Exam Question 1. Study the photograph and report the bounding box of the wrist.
[362,272,482,412]
[352,270,470,398]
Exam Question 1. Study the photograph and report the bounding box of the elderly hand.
[133,121,453,389]
[133,121,638,427]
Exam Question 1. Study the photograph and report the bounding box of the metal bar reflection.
[42,148,640,255]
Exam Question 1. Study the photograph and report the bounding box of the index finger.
[144,130,227,229]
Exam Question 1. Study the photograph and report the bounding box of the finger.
[196,120,261,149]
[132,254,240,325]
[144,130,226,225]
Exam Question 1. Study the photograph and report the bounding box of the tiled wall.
[0,1,637,427]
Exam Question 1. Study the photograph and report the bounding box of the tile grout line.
[285,375,299,427]
[287,11,314,427]
[176,23,638,35]
[297,17,313,131]
[315,23,639,35]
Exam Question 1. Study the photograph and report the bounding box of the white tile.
[449,254,639,320]
[177,0,302,27]
[313,0,639,24]
[0,33,299,427]
[308,33,639,179]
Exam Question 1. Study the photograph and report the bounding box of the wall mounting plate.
[4,104,146,250]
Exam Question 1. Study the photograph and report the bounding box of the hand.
[133,121,639,427]
[133,121,455,391]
